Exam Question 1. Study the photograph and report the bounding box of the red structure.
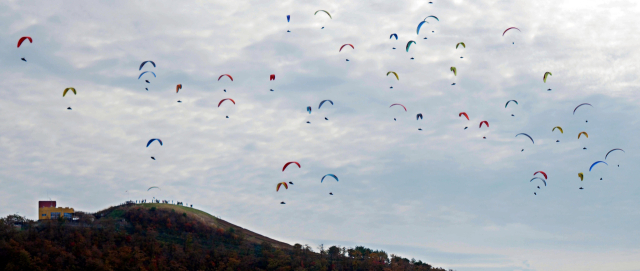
[39,201,56,208]
[270,74,275,81]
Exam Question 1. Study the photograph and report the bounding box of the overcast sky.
[1,0,639,270]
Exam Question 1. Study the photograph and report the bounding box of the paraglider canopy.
[543,72,552,83]
[307,106,312,114]
[287,15,290,22]
[321,174,339,183]
[552,126,563,133]
[417,21,428,35]
[390,103,407,111]
[456,42,465,49]
[139,60,156,70]
[276,182,288,191]
[176,84,182,93]
[318,100,333,109]
[283,161,301,171]
[505,100,518,108]
[502,27,521,36]
[386,71,399,80]
[530,177,546,186]
[605,148,624,159]
[573,103,593,115]
[479,121,489,128]
[416,113,423,120]
[17,36,32,48]
[270,74,275,81]
[534,171,547,179]
[450,67,457,76]
[424,15,439,21]
[314,10,332,19]
[459,112,469,120]
[218,74,233,81]
[63,88,76,97]
[339,44,354,52]
[390,33,398,40]
[218,98,236,107]
[578,173,584,181]
[578,131,588,139]
[516,133,534,144]
[146,138,163,147]
[589,161,608,171]
[147,186,160,191]
[406,41,416,52]
[138,71,156,79]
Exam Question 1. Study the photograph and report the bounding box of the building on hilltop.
[38,201,74,220]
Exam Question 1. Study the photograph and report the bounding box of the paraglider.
[17,36,32,48]
[21,58,26,62]
[387,71,399,80]
[578,173,584,181]
[543,72,552,83]
[390,33,398,40]
[287,15,290,22]
[530,177,546,186]
[314,10,332,19]
[276,182,288,191]
[424,15,439,21]
[589,161,608,171]
[138,71,156,79]
[605,148,624,159]
[289,182,294,185]
[417,21,428,35]
[479,121,489,128]
[307,106,312,114]
[505,100,518,108]
[552,126,563,133]
[218,74,233,81]
[456,42,465,49]
[147,186,160,191]
[151,156,155,160]
[406,40,416,52]
[516,133,534,144]
[218,98,235,107]
[416,113,423,120]
[176,84,182,93]
[318,100,333,109]
[459,112,469,120]
[450,67,457,76]
[282,161,301,171]
[390,104,407,111]
[534,171,548,179]
[578,132,588,139]
[139,61,156,70]
[146,139,163,147]
[270,74,275,81]
[502,27,521,36]
[339,44,354,52]
[63,88,76,97]
[281,201,286,204]
[321,174,339,182]
[573,103,593,115]
[329,192,333,195]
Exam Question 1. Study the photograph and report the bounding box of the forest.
[0,205,453,271]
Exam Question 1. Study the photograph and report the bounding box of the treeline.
[0,207,452,271]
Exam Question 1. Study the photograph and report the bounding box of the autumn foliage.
[0,206,452,271]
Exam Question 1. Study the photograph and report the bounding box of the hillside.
[109,203,292,249]
[0,204,452,271]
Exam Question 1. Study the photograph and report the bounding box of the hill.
[0,203,452,271]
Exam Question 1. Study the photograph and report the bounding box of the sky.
[1,0,639,270]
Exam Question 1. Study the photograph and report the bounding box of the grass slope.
[133,203,292,249]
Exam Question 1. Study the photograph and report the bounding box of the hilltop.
[0,203,452,271]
